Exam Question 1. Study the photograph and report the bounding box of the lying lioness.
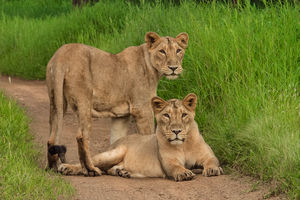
[58,94,223,181]
[46,32,189,175]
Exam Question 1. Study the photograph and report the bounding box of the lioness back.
[48,43,141,96]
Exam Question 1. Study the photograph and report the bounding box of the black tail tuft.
[48,145,67,155]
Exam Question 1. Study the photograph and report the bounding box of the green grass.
[0,92,74,200]
[0,0,72,19]
[0,0,299,198]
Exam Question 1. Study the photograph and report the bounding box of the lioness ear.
[176,32,189,49]
[145,32,160,48]
[183,93,197,111]
[151,96,168,114]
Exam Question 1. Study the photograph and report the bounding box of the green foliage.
[0,93,74,199]
[0,0,72,19]
[0,0,299,198]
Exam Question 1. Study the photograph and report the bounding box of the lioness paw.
[85,166,102,177]
[116,168,131,178]
[174,169,195,182]
[58,164,83,175]
[202,166,223,177]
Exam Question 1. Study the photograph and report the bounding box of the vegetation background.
[0,92,74,199]
[0,0,299,199]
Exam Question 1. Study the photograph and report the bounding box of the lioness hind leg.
[91,145,127,169]
[107,164,131,178]
[47,87,67,171]
[58,145,127,176]
[76,133,102,176]
[58,163,84,175]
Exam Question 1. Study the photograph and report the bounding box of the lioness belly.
[123,153,165,178]
[92,101,130,118]
[119,135,165,178]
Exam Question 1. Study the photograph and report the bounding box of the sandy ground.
[0,76,286,200]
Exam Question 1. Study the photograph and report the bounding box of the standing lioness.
[46,32,189,175]
[58,94,223,181]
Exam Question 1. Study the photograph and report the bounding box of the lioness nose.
[172,129,182,135]
[168,66,178,71]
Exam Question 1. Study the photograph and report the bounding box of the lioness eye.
[182,113,187,118]
[159,49,166,54]
[176,49,182,54]
[163,113,170,118]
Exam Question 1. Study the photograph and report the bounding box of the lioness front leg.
[197,144,223,177]
[161,158,195,181]
[76,101,102,176]
[202,158,223,177]
[133,107,154,135]
[172,167,195,181]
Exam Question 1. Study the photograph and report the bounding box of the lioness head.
[145,32,189,80]
[151,93,197,145]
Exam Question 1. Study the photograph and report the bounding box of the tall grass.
[0,92,74,199]
[0,0,299,198]
[0,0,72,19]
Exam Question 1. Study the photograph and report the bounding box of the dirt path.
[0,76,285,200]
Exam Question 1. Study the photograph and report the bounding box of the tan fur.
[58,94,223,181]
[46,32,189,174]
